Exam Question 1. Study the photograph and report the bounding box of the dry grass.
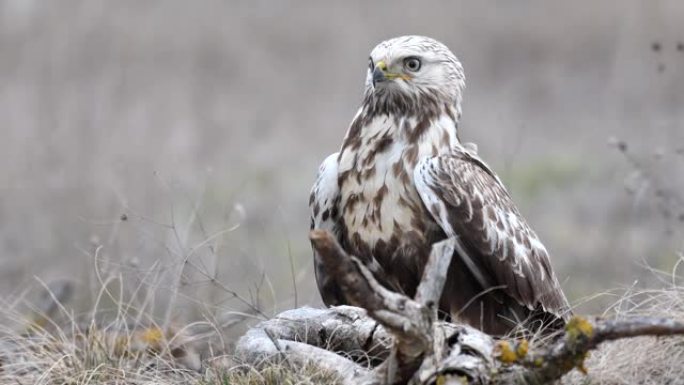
[201,364,341,385]
[0,278,342,385]
[0,196,341,384]
[2,0,684,315]
[561,267,684,385]
[3,266,684,384]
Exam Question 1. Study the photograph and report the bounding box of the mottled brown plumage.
[310,36,570,335]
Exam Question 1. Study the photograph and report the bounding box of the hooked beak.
[372,61,388,85]
[372,60,409,87]
[372,66,387,85]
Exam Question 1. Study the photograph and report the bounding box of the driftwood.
[235,230,684,384]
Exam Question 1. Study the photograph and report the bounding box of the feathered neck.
[361,87,460,120]
[339,96,461,155]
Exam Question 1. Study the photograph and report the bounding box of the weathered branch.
[236,230,684,385]
[235,306,495,385]
[415,238,455,310]
[310,230,457,384]
[497,316,684,384]
[235,306,393,384]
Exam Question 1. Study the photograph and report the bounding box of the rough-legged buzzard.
[309,35,570,334]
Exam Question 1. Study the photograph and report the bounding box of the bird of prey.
[309,35,570,335]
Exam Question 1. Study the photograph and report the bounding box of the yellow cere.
[387,73,411,80]
[374,60,410,80]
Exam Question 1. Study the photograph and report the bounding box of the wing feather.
[309,153,345,306]
[414,147,570,318]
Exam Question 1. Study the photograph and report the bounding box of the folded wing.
[413,147,570,325]
[309,153,346,306]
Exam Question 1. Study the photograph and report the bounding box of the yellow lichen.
[516,339,529,358]
[496,339,530,364]
[534,357,544,367]
[495,340,518,364]
[435,374,469,385]
[563,317,594,376]
[565,316,594,341]
[577,352,591,375]
[141,326,164,346]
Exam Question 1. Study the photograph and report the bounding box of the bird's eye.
[368,57,374,70]
[403,57,422,72]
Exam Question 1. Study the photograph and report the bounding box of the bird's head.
[364,36,465,116]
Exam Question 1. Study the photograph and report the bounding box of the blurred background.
[1,0,683,325]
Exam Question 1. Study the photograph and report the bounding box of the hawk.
[309,35,570,335]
